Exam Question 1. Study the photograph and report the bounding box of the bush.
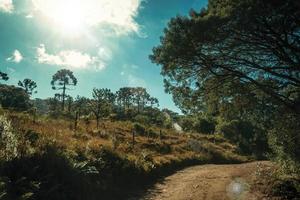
[147,128,158,138]
[133,123,146,136]
[187,139,204,153]
[193,118,215,134]
[0,145,144,200]
[268,113,300,175]
[0,84,31,111]
[179,116,195,132]
[216,119,268,157]
[272,179,300,200]
[0,115,18,160]
[134,114,150,125]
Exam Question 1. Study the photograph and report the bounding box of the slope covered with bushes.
[0,110,246,200]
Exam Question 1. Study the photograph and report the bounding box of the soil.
[136,161,273,200]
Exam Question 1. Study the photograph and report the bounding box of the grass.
[250,162,300,200]
[0,110,248,199]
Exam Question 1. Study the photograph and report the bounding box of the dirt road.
[139,161,271,200]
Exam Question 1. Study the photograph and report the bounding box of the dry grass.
[5,110,247,169]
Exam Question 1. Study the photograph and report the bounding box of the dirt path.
[137,161,271,200]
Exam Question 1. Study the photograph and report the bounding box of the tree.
[91,88,115,128]
[150,0,300,114]
[18,78,37,96]
[51,69,77,111]
[132,87,152,113]
[65,95,74,114]
[116,87,134,111]
[73,96,90,130]
[149,97,159,108]
[193,118,215,134]
[0,84,31,111]
[0,71,9,81]
[150,0,300,171]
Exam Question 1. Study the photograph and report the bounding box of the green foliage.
[91,88,114,128]
[179,116,215,134]
[193,118,215,134]
[134,114,150,125]
[147,128,158,138]
[150,0,299,175]
[179,116,195,131]
[18,78,37,96]
[268,113,300,175]
[0,145,144,200]
[133,123,146,136]
[271,179,300,200]
[0,84,31,111]
[32,98,49,115]
[216,119,268,157]
[150,0,300,114]
[115,87,160,118]
[0,115,18,160]
[0,72,9,81]
[51,69,77,111]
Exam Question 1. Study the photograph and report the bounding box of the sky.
[0,0,207,113]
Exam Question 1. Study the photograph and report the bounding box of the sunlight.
[33,0,86,35]
[53,1,84,33]
[32,0,141,36]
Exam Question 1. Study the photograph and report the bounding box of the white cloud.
[26,14,34,18]
[6,50,23,63]
[32,0,142,35]
[0,0,14,13]
[121,64,146,87]
[36,44,111,71]
[128,74,146,87]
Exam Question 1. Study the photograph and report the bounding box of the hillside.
[0,109,247,200]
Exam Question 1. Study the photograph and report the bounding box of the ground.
[133,161,273,200]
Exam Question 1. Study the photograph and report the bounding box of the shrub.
[133,123,146,136]
[147,128,158,138]
[268,113,300,175]
[272,179,300,199]
[134,114,150,125]
[193,118,215,134]
[0,115,18,160]
[0,84,31,111]
[179,116,195,131]
[216,119,268,157]
[187,139,204,153]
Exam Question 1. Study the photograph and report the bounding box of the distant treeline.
[0,69,178,129]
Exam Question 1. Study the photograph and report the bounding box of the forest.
[0,0,299,199]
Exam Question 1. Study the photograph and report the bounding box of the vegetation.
[149,0,300,197]
[51,69,78,110]
[18,79,37,96]
[0,109,246,200]
[0,0,299,199]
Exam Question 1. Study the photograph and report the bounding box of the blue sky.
[0,0,207,113]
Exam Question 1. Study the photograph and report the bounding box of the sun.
[53,1,84,32]
[33,0,87,35]
[33,0,141,36]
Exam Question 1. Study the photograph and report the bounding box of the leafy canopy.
[150,0,300,114]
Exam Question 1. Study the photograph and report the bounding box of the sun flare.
[52,1,84,32]
[33,0,87,35]
[32,0,140,36]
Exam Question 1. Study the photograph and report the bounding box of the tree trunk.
[96,116,99,129]
[132,130,135,148]
[62,81,66,111]
[74,111,79,131]
[159,129,162,142]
